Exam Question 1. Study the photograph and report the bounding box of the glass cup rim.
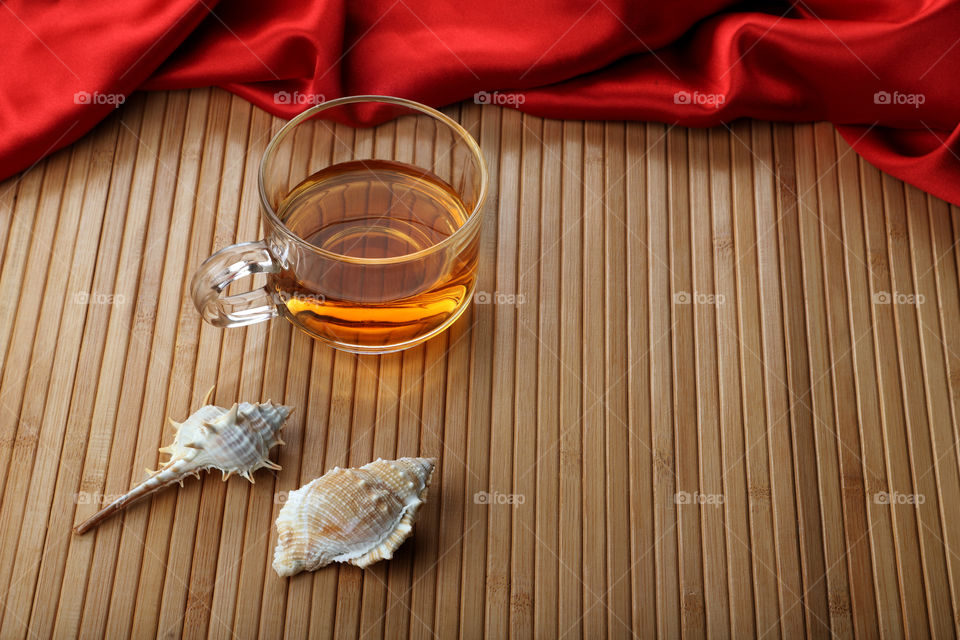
[257,94,488,265]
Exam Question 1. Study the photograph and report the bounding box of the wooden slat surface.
[1,88,959,638]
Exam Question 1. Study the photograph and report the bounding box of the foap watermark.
[673,90,725,109]
[474,490,525,506]
[674,291,724,306]
[474,290,526,305]
[274,91,326,106]
[675,491,724,505]
[874,90,925,109]
[872,291,924,306]
[74,90,125,107]
[273,291,327,306]
[874,491,924,505]
[75,291,126,305]
[75,491,127,505]
[474,91,526,107]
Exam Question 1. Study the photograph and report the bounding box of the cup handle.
[191,240,280,328]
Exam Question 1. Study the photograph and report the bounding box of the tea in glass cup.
[191,96,487,353]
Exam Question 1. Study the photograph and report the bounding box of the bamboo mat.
[0,87,959,639]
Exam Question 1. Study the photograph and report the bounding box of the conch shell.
[74,389,293,534]
[273,457,436,576]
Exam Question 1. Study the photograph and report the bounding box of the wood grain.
[1,88,959,638]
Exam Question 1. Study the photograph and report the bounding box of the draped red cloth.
[2,0,958,205]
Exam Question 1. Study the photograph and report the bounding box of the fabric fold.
[1,0,957,204]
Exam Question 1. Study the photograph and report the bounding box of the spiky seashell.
[273,457,436,576]
[74,388,293,534]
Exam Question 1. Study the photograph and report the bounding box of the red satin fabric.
[2,1,958,204]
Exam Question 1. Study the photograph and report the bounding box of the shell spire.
[273,457,437,577]
[74,394,293,534]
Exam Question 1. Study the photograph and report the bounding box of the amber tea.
[191,96,486,353]
[270,159,479,348]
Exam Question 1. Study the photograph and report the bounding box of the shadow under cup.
[191,96,488,354]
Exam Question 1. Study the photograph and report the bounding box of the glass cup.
[191,96,487,354]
